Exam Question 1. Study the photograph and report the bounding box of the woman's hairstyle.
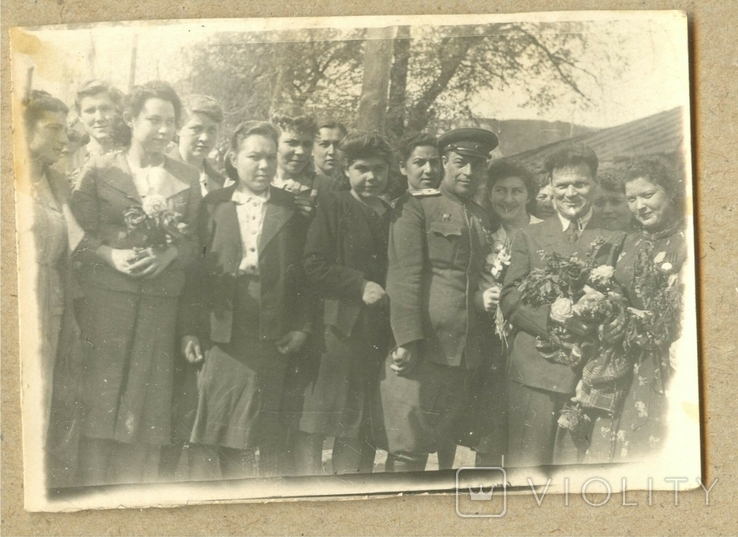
[229,120,279,153]
[543,143,599,179]
[74,80,124,113]
[622,155,683,201]
[397,131,439,165]
[315,119,348,138]
[124,81,183,126]
[22,90,69,132]
[270,105,317,137]
[338,131,393,169]
[181,94,224,124]
[487,159,538,198]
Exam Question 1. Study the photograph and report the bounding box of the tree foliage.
[178,21,624,145]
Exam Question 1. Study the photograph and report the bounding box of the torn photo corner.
[10,11,700,513]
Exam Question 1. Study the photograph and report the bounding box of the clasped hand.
[391,342,420,376]
[105,245,178,279]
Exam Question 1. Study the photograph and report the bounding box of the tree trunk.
[386,26,411,140]
[356,26,395,132]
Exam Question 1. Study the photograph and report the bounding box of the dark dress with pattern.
[585,220,687,462]
[290,190,391,439]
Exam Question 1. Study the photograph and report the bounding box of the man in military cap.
[376,128,500,472]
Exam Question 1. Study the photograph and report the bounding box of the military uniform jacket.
[386,187,491,369]
[500,219,626,394]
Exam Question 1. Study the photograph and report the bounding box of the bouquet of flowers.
[123,194,190,250]
[516,238,634,437]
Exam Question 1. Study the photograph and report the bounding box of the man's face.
[549,162,596,220]
[313,127,344,175]
[178,112,220,162]
[441,150,486,198]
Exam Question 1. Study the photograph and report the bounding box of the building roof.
[509,107,686,172]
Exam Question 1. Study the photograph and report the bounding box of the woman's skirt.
[189,337,288,450]
[80,286,178,446]
[290,325,385,439]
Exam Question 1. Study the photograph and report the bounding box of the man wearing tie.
[500,144,626,467]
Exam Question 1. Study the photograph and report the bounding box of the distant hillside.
[431,118,598,157]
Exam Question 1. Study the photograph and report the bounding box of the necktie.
[566,219,581,244]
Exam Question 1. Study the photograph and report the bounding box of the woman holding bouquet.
[469,159,543,466]
[71,81,201,485]
[587,156,687,461]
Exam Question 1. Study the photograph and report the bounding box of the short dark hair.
[181,94,224,124]
[397,131,438,164]
[23,90,69,132]
[543,144,599,179]
[270,105,317,137]
[596,168,625,192]
[339,131,393,169]
[74,80,124,113]
[315,120,348,138]
[229,120,279,153]
[622,155,682,201]
[125,81,183,126]
[486,159,538,199]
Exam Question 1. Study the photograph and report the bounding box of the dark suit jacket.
[303,190,390,339]
[167,146,228,194]
[181,184,311,343]
[500,218,626,393]
[71,152,201,297]
[387,187,491,369]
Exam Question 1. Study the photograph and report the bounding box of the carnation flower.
[142,194,169,218]
[550,297,574,324]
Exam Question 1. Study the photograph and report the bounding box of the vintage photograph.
[10,11,700,512]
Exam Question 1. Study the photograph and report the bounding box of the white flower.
[648,436,661,448]
[591,265,614,281]
[550,297,574,324]
[616,430,626,442]
[142,194,169,218]
[635,401,648,418]
[662,262,673,272]
[600,426,611,438]
[654,251,667,263]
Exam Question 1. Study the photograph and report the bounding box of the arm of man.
[386,196,426,348]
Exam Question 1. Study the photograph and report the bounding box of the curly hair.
[270,104,317,137]
[396,131,438,165]
[23,89,68,132]
[74,80,124,114]
[622,155,683,202]
[338,131,393,169]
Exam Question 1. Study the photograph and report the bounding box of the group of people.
[18,78,687,489]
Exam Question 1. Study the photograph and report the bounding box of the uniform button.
[250,247,256,252]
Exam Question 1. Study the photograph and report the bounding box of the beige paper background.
[1,1,733,534]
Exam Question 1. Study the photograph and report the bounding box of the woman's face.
[625,176,674,231]
[277,129,313,175]
[28,110,69,165]
[230,134,277,193]
[593,186,632,231]
[79,93,118,143]
[401,145,441,192]
[488,176,530,224]
[345,156,389,199]
[313,127,344,175]
[178,112,220,162]
[535,184,557,219]
[127,97,176,155]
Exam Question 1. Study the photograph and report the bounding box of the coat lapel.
[97,153,141,201]
[258,189,294,254]
[210,199,243,275]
